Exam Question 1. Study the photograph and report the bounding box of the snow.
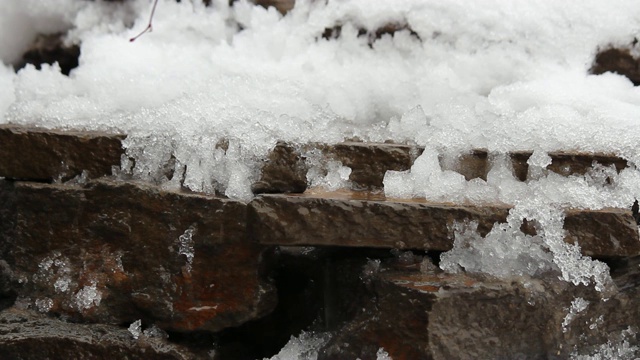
[265,331,331,360]
[1,0,640,356]
[177,224,196,273]
[562,297,590,333]
[128,319,143,340]
[0,0,638,201]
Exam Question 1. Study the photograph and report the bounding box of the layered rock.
[0,125,124,182]
[0,307,199,360]
[0,179,275,332]
[320,258,640,360]
[249,190,640,257]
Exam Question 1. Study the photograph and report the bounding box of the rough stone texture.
[320,260,640,360]
[249,191,640,257]
[253,142,307,194]
[590,47,640,86]
[0,179,275,332]
[0,307,199,359]
[326,142,418,190]
[564,208,640,257]
[510,151,628,182]
[255,141,629,192]
[0,125,125,181]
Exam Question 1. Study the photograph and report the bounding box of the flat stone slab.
[320,260,640,359]
[0,125,628,192]
[248,190,640,257]
[0,307,198,359]
[0,179,275,332]
[256,142,629,192]
[0,125,125,181]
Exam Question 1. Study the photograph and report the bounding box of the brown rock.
[0,307,199,359]
[15,34,80,76]
[327,142,418,190]
[254,141,630,192]
[320,262,640,360]
[248,190,640,257]
[249,191,511,250]
[0,125,125,181]
[510,151,628,182]
[590,47,640,86]
[253,142,307,194]
[1,179,275,332]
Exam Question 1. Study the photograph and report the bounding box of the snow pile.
[0,0,638,200]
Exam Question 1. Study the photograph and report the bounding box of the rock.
[0,125,124,182]
[510,151,628,182]
[254,141,630,192]
[253,0,296,14]
[590,47,640,86]
[253,142,307,194]
[14,34,80,76]
[0,179,275,332]
[248,191,640,257]
[0,307,199,359]
[319,260,640,360]
[326,142,418,190]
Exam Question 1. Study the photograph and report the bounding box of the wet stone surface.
[0,179,275,332]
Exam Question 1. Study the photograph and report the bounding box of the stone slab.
[0,125,124,181]
[255,141,629,193]
[319,260,640,359]
[0,307,199,360]
[0,179,275,332]
[249,191,640,257]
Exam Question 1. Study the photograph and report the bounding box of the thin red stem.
[129,0,160,42]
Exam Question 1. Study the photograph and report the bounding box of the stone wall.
[1,124,640,359]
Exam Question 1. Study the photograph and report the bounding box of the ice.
[376,348,393,360]
[440,203,613,292]
[128,319,142,340]
[178,225,196,273]
[74,281,102,311]
[265,331,332,360]
[562,297,590,333]
[0,1,637,199]
[35,298,53,313]
[572,327,639,360]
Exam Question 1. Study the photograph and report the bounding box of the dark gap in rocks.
[590,44,640,86]
[427,250,444,267]
[14,34,80,76]
[163,246,395,359]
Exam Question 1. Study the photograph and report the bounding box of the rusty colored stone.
[248,191,640,257]
[0,307,199,359]
[253,142,307,194]
[320,261,640,360]
[1,179,275,332]
[0,125,125,181]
